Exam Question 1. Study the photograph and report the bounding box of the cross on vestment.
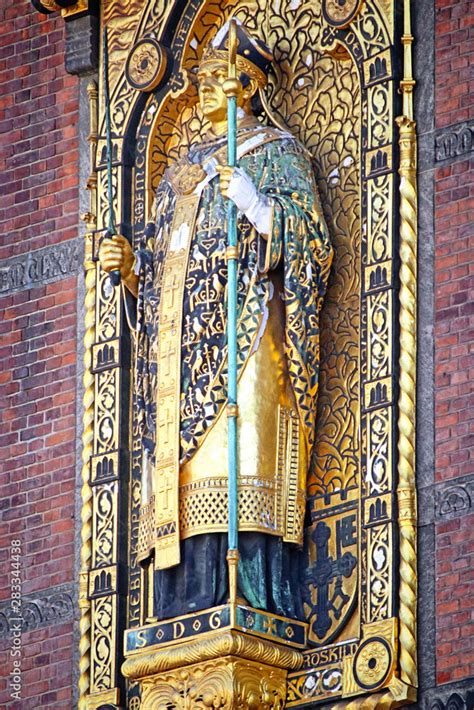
[212,302,226,335]
[160,342,177,378]
[158,407,174,445]
[157,471,174,510]
[183,314,194,346]
[202,278,215,309]
[164,272,180,310]
[191,277,216,321]
[201,342,214,380]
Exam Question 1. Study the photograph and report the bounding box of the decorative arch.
[82,1,417,708]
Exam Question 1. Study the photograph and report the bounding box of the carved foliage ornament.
[0,586,74,638]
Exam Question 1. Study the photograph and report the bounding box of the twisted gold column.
[395,115,418,689]
[78,80,98,710]
[330,113,419,702]
[78,257,95,709]
[393,0,418,691]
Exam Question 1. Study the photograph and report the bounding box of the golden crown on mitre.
[200,19,273,89]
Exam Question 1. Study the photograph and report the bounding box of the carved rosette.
[353,638,392,691]
[322,0,364,28]
[125,38,169,92]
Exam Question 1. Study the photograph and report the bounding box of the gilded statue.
[99,21,333,621]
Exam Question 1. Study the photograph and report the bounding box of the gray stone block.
[65,14,99,76]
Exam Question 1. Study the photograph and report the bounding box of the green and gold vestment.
[134,118,332,614]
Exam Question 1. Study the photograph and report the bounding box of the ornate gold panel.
[140,658,287,709]
[90,595,118,692]
[79,0,418,708]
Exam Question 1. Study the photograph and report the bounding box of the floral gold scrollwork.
[351,2,389,58]
[96,270,120,343]
[367,524,392,622]
[96,369,119,452]
[368,82,391,146]
[368,289,391,381]
[140,658,287,710]
[93,484,117,567]
[91,595,115,692]
[368,174,392,264]
[365,407,391,496]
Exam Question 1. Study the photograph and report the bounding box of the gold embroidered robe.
[134,122,333,568]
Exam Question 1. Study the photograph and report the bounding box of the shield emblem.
[303,508,358,645]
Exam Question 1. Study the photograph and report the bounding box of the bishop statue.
[99,20,333,622]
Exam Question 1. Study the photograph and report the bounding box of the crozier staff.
[102,25,121,287]
[222,17,240,606]
[99,20,333,620]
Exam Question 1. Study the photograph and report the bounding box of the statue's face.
[197,61,230,123]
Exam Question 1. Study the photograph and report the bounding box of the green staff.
[223,19,241,605]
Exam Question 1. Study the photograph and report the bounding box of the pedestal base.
[122,606,307,709]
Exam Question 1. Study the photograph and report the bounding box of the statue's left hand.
[216,164,235,199]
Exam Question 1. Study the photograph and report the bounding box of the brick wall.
[0,3,79,708]
[434,0,474,687]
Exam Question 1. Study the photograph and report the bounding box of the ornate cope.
[134,120,333,568]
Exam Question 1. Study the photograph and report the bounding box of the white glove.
[226,168,273,236]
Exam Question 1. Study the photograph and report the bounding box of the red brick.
[0,3,78,708]
[434,0,474,686]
